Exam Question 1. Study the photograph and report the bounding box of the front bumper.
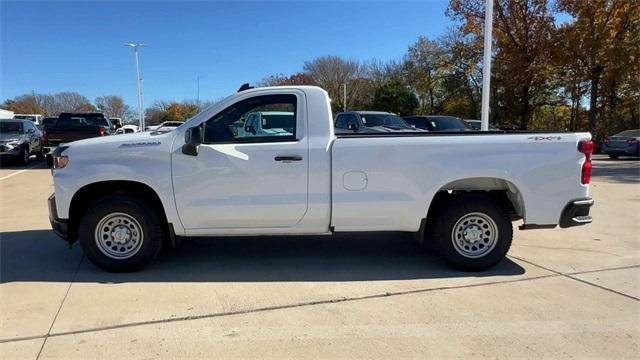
[0,144,22,156]
[48,194,70,241]
[559,198,593,228]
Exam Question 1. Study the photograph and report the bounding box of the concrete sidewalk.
[1,156,638,359]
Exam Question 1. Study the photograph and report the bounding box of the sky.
[1,0,454,108]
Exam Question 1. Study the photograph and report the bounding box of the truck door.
[172,92,309,229]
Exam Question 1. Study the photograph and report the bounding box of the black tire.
[78,195,165,272]
[36,145,44,160]
[608,154,619,159]
[18,146,29,165]
[431,194,512,271]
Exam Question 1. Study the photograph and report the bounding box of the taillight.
[578,139,593,185]
[98,127,106,136]
[42,129,48,144]
[627,139,639,144]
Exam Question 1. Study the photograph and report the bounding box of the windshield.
[615,129,640,137]
[428,116,469,131]
[360,114,411,128]
[0,122,23,134]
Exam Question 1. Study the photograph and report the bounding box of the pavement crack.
[7,261,638,346]
[513,244,622,257]
[509,256,640,302]
[2,272,557,344]
[35,255,84,359]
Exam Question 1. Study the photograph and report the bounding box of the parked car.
[464,119,499,131]
[147,121,183,133]
[13,114,44,127]
[43,112,112,146]
[48,85,594,272]
[335,111,420,133]
[602,129,640,159]
[235,111,294,138]
[40,117,58,130]
[109,117,124,129]
[0,119,44,165]
[115,124,139,135]
[403,115,471,132]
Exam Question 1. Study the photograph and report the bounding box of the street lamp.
[480,0,494,131]
[124,43,146,131]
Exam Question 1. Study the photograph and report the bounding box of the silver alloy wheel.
[451,212,498,258]
[94,212,144,259]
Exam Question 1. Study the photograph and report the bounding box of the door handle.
[274,155,303,162]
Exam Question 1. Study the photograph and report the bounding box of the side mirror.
[182,126,203,156]
[245,125,256,135]
[347,123,359,131]
[27,128,35,134]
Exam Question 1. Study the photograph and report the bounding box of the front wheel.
[431,194,513,271]
[78,195,165,272]
[36,145,45,160]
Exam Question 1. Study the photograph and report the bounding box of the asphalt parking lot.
[0,155,638,359]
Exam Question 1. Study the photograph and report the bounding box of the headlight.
[53,155,69,169]
[52,146,70,169]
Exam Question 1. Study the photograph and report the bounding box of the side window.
[203,94,297,144]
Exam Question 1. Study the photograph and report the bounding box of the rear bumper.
[559,198,593,228]
[48,194,70,241]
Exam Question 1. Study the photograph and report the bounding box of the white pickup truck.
[48,86,594,272]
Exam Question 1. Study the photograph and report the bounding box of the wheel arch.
[426,177,525,226]
[67,180,169,242]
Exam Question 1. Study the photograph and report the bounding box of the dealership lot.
[0,155,638,359]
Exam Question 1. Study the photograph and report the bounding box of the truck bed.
[330,131,590,231]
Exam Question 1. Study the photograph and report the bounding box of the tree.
[53,92,94,113]
[403,36,447,114]
[303,55,372,112]
[1,94,45,114]
[448,0,557,129]
[371,80,419,116]
[439,28,483,119]
[260,72,315,86]
[95,95,133,119]
[556,0,640,140]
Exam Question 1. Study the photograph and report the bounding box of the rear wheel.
[78,195,165,272]
[18,147,30,165]
[431,194,512,271]
[608,154,620,159]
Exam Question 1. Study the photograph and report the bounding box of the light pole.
[124,43,146,131]
[343,83,347,112]
[480,0,494,131]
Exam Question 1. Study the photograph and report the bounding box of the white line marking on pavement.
[0,163,41,181]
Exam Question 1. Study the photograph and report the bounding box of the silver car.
[0,119,44,165]
[602,129,640,159]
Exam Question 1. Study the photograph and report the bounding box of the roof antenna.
[237,83,254,92]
